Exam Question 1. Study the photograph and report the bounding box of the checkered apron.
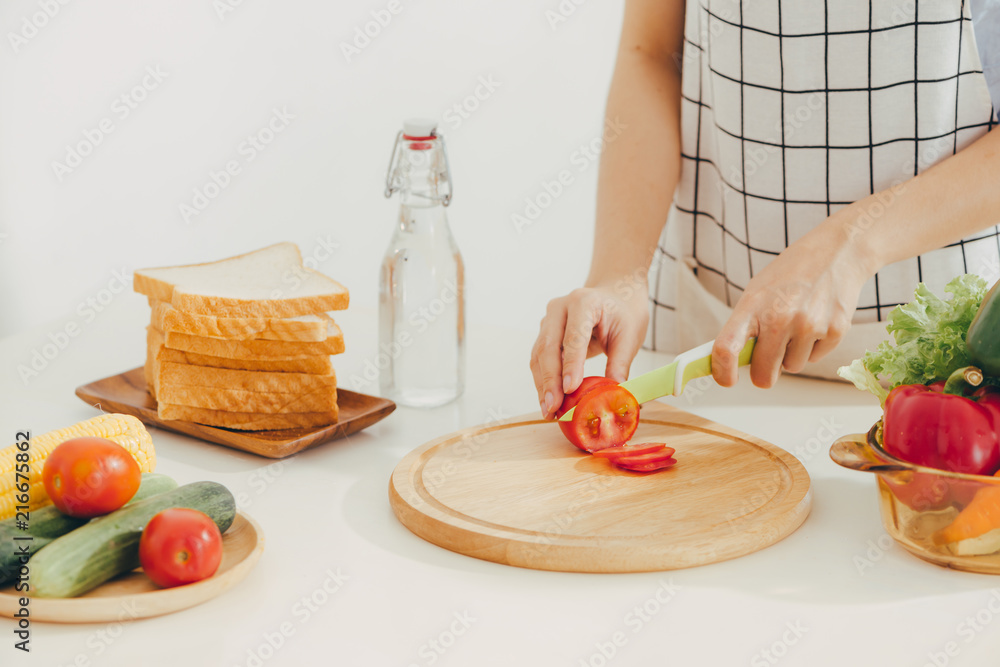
[647,0,999,377]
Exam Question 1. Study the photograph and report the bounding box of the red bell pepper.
[883,368,1000,477]
[880,367,1000,511]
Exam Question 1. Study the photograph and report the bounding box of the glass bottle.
[379,119,465,407]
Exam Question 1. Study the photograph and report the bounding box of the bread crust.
[157,326,345,359]
[133,243,349,317]
[157,403,339,430]
[157,361,336,393]
[148,329,333,374]
[156,383,337,413]
[150,299,334,342]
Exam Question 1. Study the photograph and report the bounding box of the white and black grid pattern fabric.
[647,0,999,353]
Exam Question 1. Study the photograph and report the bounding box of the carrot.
[934,472,1000,545]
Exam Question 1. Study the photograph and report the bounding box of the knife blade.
[558,338,756,421]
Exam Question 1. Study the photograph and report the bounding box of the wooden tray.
[76,367,396,458]
[0,512,264,623]
[390,402,811,573]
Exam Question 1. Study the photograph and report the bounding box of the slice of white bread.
[150,299,335,342]
[134,243,349,317]
[157,403,339,431]
[157,361,336,394]
[147,328,332,374]
[156,382,337,413]
[155,326,345,359]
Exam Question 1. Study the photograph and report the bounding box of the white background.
[0,0,620,340]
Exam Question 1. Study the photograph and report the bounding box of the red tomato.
[42,437,141,518]
[139,508,223,588]
[562,384,639,453]
[556,377,620,448]
[592,444,674,460]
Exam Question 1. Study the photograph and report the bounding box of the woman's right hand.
[530,282,649,419]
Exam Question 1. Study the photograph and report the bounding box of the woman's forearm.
[586,10,685,287]
[711,124,1000,387]
[530,0,687,411]
[831,128,1000,277]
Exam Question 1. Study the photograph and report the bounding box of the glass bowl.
[830,423,1000,574]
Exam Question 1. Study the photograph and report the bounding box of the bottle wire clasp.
[383,129,453,206]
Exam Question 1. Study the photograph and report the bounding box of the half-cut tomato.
[556,377,620,448]
[562,384,639,453]
[555,377,618,419]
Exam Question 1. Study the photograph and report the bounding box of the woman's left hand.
[710,215,875,388]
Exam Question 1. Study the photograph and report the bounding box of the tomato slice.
[555,377,618,419]
[592,443,673,460]
[562,384,639,453]
[614,449,677,467]
[616,457,678,472]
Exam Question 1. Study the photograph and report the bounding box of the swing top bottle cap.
[403,118,437,140]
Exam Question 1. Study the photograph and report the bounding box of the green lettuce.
[837,274,989,405]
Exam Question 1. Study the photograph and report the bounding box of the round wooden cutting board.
[390,402,811,573]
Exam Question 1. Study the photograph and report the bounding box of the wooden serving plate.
[0,512,264,623]
[390,402,811,573]
[76,367,396,458]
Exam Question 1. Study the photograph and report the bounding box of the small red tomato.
[42,437,141,518]
[139,508,223,588]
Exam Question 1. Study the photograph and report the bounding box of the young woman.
[531,0,1000,417]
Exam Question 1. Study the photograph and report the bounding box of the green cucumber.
[29,481,235,598]
[0,473,178,586]
[968,280,1000,376]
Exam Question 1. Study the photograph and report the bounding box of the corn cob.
[0,414,156,520]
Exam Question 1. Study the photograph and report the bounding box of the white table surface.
[3,297,1000,667]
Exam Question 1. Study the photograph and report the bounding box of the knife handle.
[673,338,756,396]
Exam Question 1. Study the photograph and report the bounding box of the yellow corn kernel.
[0,414,156,520]
[0,481,48,521]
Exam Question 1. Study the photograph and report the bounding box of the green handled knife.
[558,338,756,421]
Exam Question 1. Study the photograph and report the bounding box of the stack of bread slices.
[134,243,349,431]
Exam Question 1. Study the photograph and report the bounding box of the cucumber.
[0,473,178,586]
[29,481,235,598]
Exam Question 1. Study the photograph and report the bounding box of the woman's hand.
[711,215,875,388]
[531,282,649,418]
